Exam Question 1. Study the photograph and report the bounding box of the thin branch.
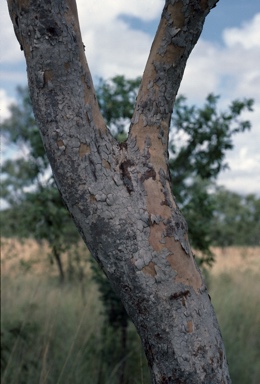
[128,0,218,164]
[7,0,115,172]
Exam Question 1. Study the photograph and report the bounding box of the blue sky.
[1,0,260,194]
[120,0,260,44]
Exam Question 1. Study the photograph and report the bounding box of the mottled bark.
[7,0,231,382]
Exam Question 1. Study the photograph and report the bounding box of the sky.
[1,0,260,195]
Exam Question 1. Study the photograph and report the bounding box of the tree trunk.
[52,245,65,283]
[7,0,231,382]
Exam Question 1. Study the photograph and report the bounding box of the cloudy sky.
[1,0,260,195]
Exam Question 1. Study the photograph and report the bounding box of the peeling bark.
[7,0,231,382]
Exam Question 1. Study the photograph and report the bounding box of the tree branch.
[129,0,219,170]
[7,0,117,190]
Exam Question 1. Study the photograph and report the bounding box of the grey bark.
[7,0,231,382]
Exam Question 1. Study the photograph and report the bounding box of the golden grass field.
[210,246,260,274]
[1,237,91,277]
[1,238,260,384]
[1,237,259,277]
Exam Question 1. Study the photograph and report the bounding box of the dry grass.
[1,238,150,384]
[1,239,260,383]
[210,246,260,275]
[1,238,51,276]
[1,237,91,278]
[2,238,259,276]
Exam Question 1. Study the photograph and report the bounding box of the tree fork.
[8,0,231,382]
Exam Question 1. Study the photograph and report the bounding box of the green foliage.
[96,75,141,135]
[169,94,254,260]
[170,94,253,181]
[210,187,260,247]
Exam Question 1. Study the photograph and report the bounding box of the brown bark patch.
[169,1,185,28]
[44,70,53,83]
[166,240,202,291]
[79,143,90,158]
[144,179,172,218]
[159,45,185,65]
[90,194,96,203]
[102,159,111,170]
[142,262,157,277]
[57,139,65,148]
[149,222,165,252]
[187,320,193,333]
[132,128,168,174]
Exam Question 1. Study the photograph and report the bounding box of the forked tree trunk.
[8,0,231,382]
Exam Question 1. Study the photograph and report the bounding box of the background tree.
[1,86,81,282]
[210,187,260,248]
[169,94,254,263]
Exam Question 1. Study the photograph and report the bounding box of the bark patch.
[144,178,172,217]
[44,70,53,83]
[187,320,193,333]
[142,262,157,277]
[79,143,90,158]
[166,240,202,291]
[102,159,111,170]
[57,139,64,148]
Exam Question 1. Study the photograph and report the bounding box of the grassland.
[1,239,260,384]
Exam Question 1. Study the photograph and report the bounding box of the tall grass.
[210,269,260,384]
[1,272,150,383]
[1,274,104,384]
[1,242,259,383]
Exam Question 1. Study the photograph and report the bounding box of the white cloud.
[217,103,260,195]
[223,14,260,49]
[82,20,153,79]
[0,89,15,121]
[76,0,162,79]
[77,0,163,26]
[178,14,260,195]
[218,172,260,195]
[0,4,24,63]
[179,14,260,104]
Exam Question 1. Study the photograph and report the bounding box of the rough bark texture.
[8,0,231,382]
